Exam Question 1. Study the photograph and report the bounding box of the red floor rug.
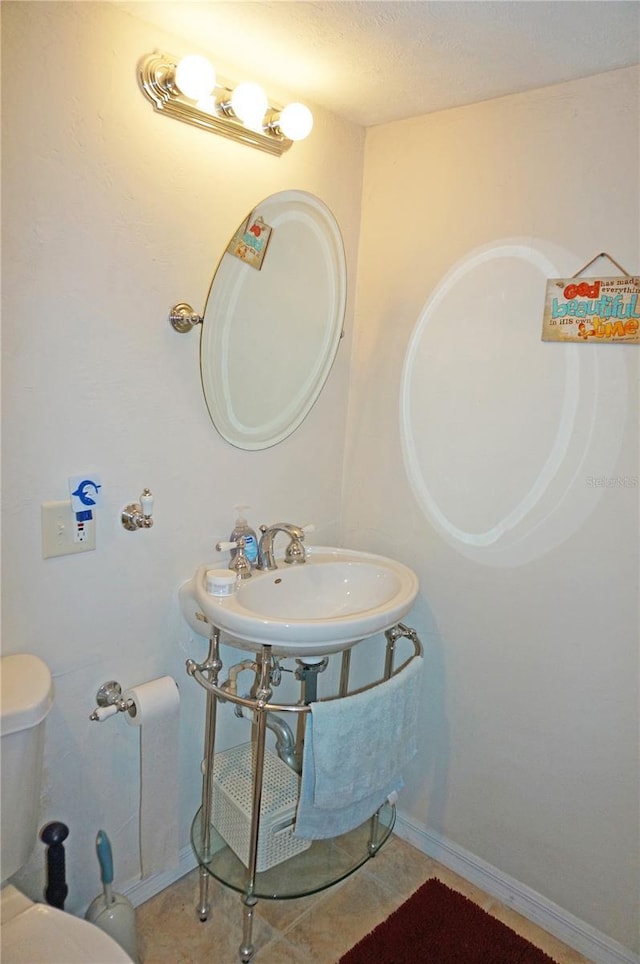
[339,879,558,963]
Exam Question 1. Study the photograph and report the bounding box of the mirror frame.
[196,190,347,450]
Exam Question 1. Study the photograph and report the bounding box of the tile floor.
[136,834,592,963]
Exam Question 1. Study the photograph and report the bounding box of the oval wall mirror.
[192,190,347,450]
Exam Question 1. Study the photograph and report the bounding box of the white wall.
[1,0,364,910]
[3,2,638,958]
[345,68,639,954]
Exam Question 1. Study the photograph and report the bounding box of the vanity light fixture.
[138,51,313,156]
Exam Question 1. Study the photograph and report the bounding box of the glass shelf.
[191,801,395,900]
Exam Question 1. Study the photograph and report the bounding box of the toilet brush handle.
[96,829,117,907]
[96,830,114,886]
[40,821,69,910]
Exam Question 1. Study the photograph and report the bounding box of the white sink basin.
[179,546,418,657]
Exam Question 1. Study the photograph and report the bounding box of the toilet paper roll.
[124,676,180,879]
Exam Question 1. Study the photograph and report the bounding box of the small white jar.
[205,569,238,597]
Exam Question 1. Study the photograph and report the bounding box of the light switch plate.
[42,500,96,558]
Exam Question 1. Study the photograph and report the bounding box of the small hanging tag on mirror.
[226,215,273,270]
[541,252,639,343]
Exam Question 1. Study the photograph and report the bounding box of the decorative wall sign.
[226,215,273,270]
[542,276,640,343]
[542,253,639,343]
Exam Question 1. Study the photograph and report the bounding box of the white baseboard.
[394,812,639,964]
[119,845,199,909]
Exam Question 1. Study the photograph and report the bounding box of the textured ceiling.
[119,1,640,126]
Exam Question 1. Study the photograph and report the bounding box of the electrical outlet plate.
[41,500,96,558]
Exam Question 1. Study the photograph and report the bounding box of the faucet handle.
[285,525,312,565]
[216,537,252,579]
[285,540,306,564]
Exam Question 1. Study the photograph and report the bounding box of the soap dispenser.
[229,506,259,567]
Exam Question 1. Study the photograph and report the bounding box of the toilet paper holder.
[89,681,135,722]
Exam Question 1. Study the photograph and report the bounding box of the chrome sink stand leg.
[368,808,382,857]
[192,628,222,923]
[239,894,257,964]
[238,645,273,964]
[364,625,418,858]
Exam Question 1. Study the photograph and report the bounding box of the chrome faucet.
[257,523,307,571]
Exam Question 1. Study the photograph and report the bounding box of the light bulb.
[278,102,313,141]
[174,55,216,101]
[231,82,268,130]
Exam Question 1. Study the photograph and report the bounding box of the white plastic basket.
[211,742,311,872]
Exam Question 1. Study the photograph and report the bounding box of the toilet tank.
[0,654,55,883]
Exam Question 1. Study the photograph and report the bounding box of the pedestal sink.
[179,546,418,656]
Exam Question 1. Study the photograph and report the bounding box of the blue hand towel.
[295,655,423,840]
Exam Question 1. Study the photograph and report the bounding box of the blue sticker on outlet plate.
[69,475,103,513]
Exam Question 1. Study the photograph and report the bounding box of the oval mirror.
[200,190,347,449]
